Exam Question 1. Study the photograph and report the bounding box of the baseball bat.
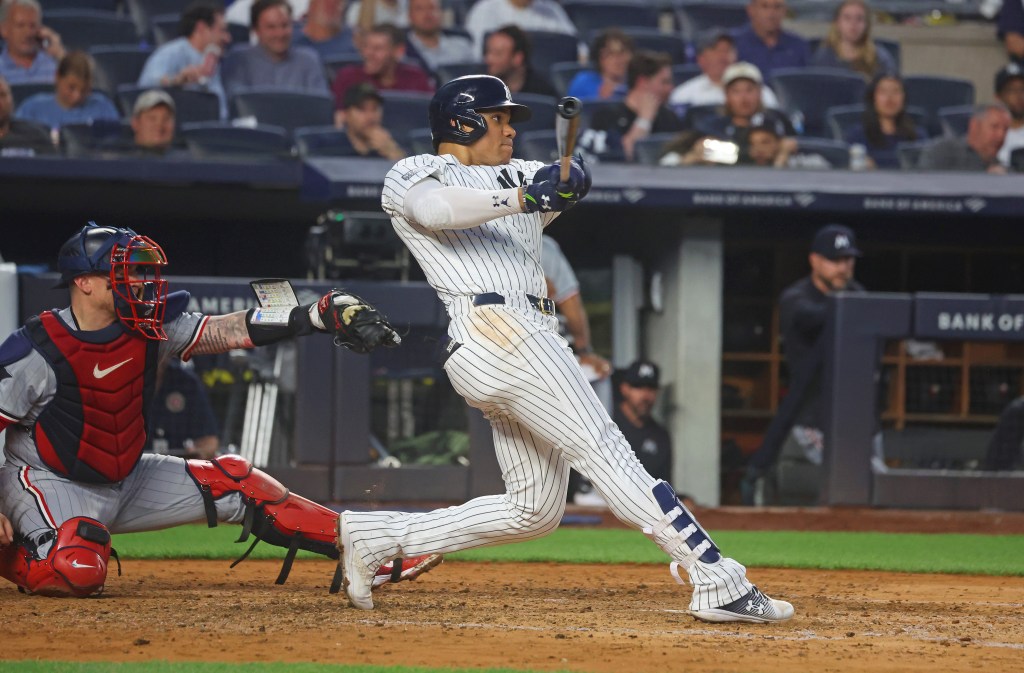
[555,96,582,183]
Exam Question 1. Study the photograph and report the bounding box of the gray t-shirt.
[540,235,579,304]
[917,137,991,171]
[221,44,329,95]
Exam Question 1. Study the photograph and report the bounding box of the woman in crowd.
[811,0,896,79]
[567,29,633,101]
[844,73,925,169]
[15,51,119,132]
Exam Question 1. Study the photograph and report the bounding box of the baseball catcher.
[0,223,441,597]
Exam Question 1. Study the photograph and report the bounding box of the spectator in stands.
[810,0,896,80]
[702,62,794,157]
[668,29,780,113]
[732,0,809,80]
[0,74,55,156]
[149,360,221,460]
[465,0,576,53]
[567,29,633,101]
[348,0,408,32]
[484,25,558,98]
[130,89,177,155]
[584,50,682,163]
[226,0,309,25]
[221,0,329,95]
[0,0,65,85]
[995,62,1024,167]
[404,0,474,74]
[332,82,405,159]
[14,51,119,133]
[294,0,358,60]
[138,1,232,119]
[331,23,432,108]
[843,74,924,170]
[983,396,1024,470]
[997,0,1024,64]
[918,104,1011,173]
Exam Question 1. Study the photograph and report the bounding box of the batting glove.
[534,154,592,199]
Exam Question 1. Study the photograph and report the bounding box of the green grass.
[0,664,564,673]
[111,524,1024,576]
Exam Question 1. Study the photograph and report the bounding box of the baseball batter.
[0,223,440,597]
[338,75,794,623]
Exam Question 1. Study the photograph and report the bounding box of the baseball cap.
[748,112,785,137]
[995,62,1024,94]
[811,224,863,260]
[343,82,383,109]
[722,61,763,88]
[695,28,735,53]
[132,89,175,116]
[621,359,660,388]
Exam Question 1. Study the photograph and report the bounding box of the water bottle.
[849,143,868,171]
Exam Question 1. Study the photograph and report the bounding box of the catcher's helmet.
[57,222,170,340]
[428,75,532,150]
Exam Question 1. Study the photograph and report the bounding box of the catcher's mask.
[57,223,170,340]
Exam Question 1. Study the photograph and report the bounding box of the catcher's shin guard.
[186,456,340,584]
[0,517,117,597]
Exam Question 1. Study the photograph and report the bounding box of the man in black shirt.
[334,82,406,160]
[614,359,673,483]
[0,75,55,156]
[584,50,682,162]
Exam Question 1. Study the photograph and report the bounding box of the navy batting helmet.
[428,75,532,150]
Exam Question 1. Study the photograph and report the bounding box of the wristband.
[245,304,315,346]
[633,117,652,132]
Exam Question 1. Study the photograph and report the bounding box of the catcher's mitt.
[316,290,401,354]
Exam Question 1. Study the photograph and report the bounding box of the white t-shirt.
[465,0,576,51]
[226,0,309,25]
[998,124,1024,166]
[668,74,780,110]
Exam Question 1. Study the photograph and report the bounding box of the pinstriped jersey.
[381,154,561,306]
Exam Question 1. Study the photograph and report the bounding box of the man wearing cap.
[732,0,809,81]
[995,63,1024,167]
[333,82,405,159]
[131,89,177,154]
[668,30,779,112]
[757,225,866,503]
[615,360,673,484]
[918,104,1011,173]
[702,62,793,157]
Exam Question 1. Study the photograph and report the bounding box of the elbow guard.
[245,305,316,347]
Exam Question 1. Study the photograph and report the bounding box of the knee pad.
[186,456,340,585]
[0,517,114,598]
[645,481,721,570]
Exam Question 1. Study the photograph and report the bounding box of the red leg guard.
[0,517,111,597]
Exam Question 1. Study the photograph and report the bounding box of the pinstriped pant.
[0,454,246,560]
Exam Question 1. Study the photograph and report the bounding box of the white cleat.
[689,585,795,624]
[338,511,376,610]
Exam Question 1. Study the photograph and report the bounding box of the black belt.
[473,292,556,316]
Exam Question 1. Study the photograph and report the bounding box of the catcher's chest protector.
[26,311,159,483]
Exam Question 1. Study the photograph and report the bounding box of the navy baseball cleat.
[689,585,794,624]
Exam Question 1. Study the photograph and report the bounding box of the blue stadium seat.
[563,1,663,34]
[89,46,152,98]
[896,139,930,170]
[523,31,580,72]
[42,0,119,10]
[181,122,294,160]
[672,62,702,85]
[379,91,434,143]
[10,83,53,107]
[294,125,350,158]
[508,93,558,133]
[674,3,748,41]
[230,89,334,131]
[770,67,867,138]
[59,120,133,157]
[44,11,141,51]
[937,105,974,138]
[407,127,435,155]
[1011,147,1024,173]
[435,62,487,84]
[124,0,193,40]
[633,132,679,165]
[902,75,975,136]
[151,13,183,46]
[117,84,220,127]
[551,62,588,97]
[685,104,721,133]
[795,137,850,168]
[825,104,929,142]
[604,28,687,65]
[516,129,559,162]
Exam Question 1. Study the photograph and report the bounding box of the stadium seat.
[230,89,334,131]
[507,93,558,133]
[896,139,930,169]
[124,0,193,40]
[151,13,184,46]
[435,62,487,84]
[117,85,220,127]
[685,104,721,133]
[323,55,364,82]
[674,3,748,41]
[523,31,580,72]
[45,0,119,9]
[937,105,974,138]
[603,28,687,65]
[672,62,702,85]
[633,132,678,165]
[770,67,867,138]
[794,137,850,168]
[379,91,434,143]
[902,75,975,136]
[44,11,142,51]
[551,62,588,97]
[406,127,434,155]
[825,103,929,142]
[59,120,133,158]
[293,125,350,158]
[1011,147,1024,173]
[516,129,559,162]
[562,1,663,34]
[181,122,294,160]
[875,37,901,72]
[89,46,153,98]
[10,83,53,106]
